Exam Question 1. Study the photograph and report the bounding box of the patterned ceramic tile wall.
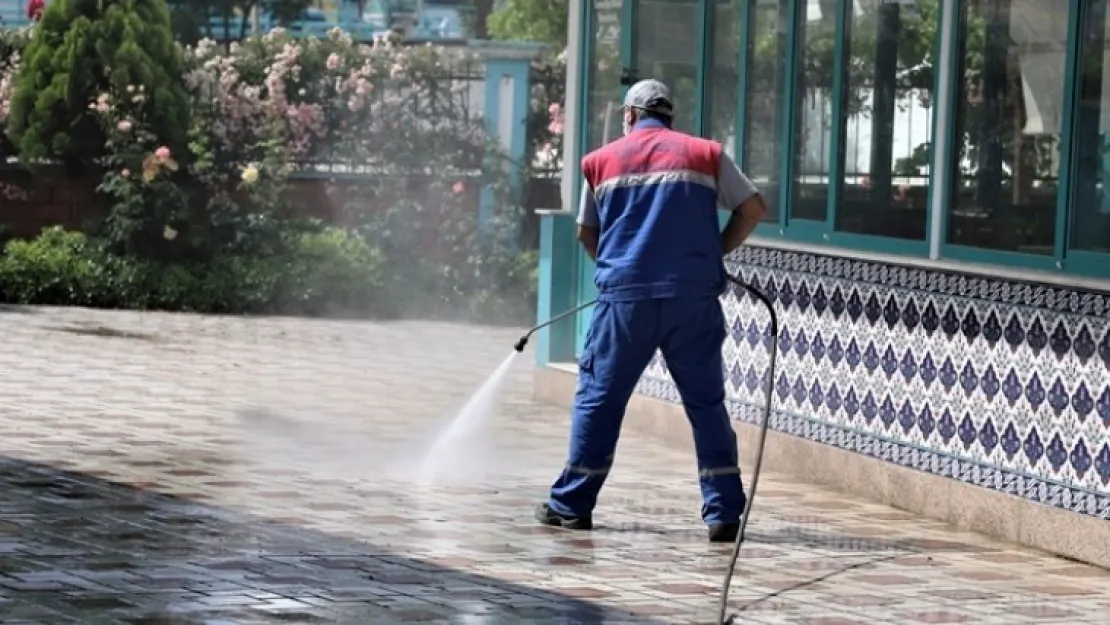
[635,246,1110,519]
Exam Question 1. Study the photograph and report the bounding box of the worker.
[535,79,766,542]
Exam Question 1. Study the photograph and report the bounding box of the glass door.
[574,0,631,354]
[573,0,704,353]
[630,0,702,134]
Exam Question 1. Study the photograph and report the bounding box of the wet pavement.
[0,305,1108,624]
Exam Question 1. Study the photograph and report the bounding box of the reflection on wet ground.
[0,307,1107,623]
[0,457,660,623]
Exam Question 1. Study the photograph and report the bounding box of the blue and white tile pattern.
[635,246,1110,519]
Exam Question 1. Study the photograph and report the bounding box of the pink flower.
[547,103,566,135]
[326,53,342,71]
[154,146,171,161]
[121,169,130,178]
[117,119,132,132]
[452,181,465,194]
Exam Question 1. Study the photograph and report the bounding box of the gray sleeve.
[576,184,599,227]
[717,152,759,211]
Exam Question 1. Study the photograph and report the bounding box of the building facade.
[535,0,1110,565]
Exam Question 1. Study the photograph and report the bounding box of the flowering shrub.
[0,28,29,203]
[91,86,189,260]
[0,26,29,163]
[173,28,533,319]
[529,53,567,171]
[0,23,539,322]
[180,28,489,176]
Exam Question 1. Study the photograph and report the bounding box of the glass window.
[633,0,700,134]
[1069,0,1110,255]
[707,0,742,157]
[584,0,625,152]
[835,0,938,241]
[745,0,790,222]
[947,0,1068,255]
[790,0,839,223]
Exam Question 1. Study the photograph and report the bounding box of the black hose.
[513,272,779,625]
[717,274,778,625]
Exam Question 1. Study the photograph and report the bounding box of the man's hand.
[716,151,763,256]
[578,225,599,261]
[721,194,765,256]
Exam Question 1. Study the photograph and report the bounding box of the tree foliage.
[487,0,567,50]
[6,0,190,171]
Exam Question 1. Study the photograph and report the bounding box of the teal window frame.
[935,0,1079,274]
[694,0,711,136]
[725,0,1110,283]
[702,0,742,234]
[565,0,1110,359]
[742,0,944,258]
[572,0,594,353]
[936,0,1110,281]
[573,0,637,352]
[734,0,753,171]
[575,0,717,223]
[1056,0,1110,279]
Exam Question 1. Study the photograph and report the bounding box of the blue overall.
[547,119,756,526]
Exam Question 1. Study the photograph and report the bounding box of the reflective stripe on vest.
[580,124,726,301]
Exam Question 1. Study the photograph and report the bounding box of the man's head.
[622,79,674,135]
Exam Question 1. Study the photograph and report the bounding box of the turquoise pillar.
[480,56,533,239]
[573,244,597,354]
[535,211,580,366]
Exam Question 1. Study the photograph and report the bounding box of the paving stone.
[0,307,1105,623]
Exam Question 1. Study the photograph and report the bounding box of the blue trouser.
[547,297,746,525]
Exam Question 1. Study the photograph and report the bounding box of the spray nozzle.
[513,299,598,354]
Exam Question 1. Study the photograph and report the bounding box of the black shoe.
[534,503,593,530]
[708,522,740,543]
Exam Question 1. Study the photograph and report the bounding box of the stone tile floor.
[0,305,1107,624]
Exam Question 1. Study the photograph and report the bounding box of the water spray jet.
[515,272,779,625]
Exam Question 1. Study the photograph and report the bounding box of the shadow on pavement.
[0,456,669,624]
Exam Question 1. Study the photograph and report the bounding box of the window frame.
[572,0,1110,285]
[733,0,790,224]
[695,0,712,136]
[935,0,1079,274]
[729,0,1110,283]
[734,0,753,171]
[741,0,946,257]
[1058,0,1110,279]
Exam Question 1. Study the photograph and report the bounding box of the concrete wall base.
[534,364,1110,569]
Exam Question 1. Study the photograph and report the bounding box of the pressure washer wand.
[513,300,598,352]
